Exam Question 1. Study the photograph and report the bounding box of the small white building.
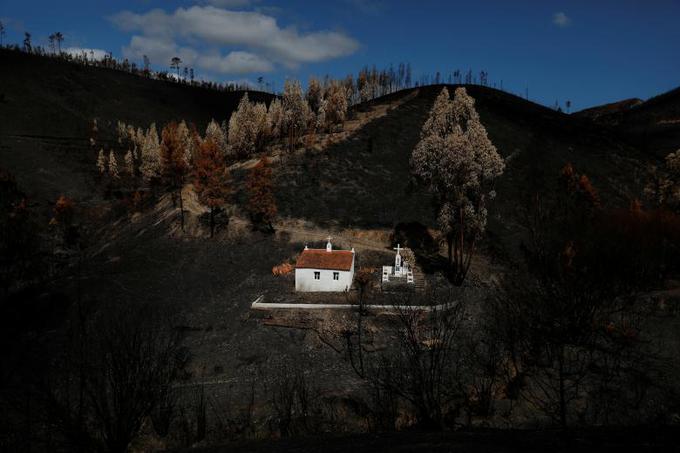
[382,244,414,284]
[295,238,355,292]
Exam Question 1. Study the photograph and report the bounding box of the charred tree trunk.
[178,187,184,232]
[447,232,454,276]
[558,348,567,428]
[209,207,215,238]
[357,287,365,377]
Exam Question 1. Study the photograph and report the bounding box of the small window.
[314,271,320,280]
[333,272,340,280]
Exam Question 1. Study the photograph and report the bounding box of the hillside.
[0,49,660,267]
[2,47,679,451]
[1,50,656,258]
[0,49,273,202]
[574,86,680,158]
[180,428,679,453]
[573,98,643,121]
[272,84,648,260]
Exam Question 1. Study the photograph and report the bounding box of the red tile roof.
[296,249,354,271]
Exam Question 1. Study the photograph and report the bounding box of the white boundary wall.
[250,296,455,313]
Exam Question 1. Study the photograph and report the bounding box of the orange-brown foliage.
[245,158,277,227]
[355,267,375,290]
[355,267,375,282]
[272,262,294,276]
[578,175,600,207]
[50,194,74,225]
[160,122,188,185]
[560,162,600,208]
[193,137,230,209]
[560,162,575,181]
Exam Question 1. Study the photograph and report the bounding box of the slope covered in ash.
[574,86,680,158]
[574,98,644,121]
[2,50,678,451]
[0,48,658,263]
[0,49,272,203]
[274,84,650,259]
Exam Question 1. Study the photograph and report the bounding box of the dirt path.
[275,222,391,253]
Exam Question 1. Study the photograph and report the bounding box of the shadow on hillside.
[274,93,435,229]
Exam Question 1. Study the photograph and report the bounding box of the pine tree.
[245,158,277,232]
[193,137,231,237]
[176,120,195,167]
[267,98,284,139]
[124,150,135,176]
[253,102,270,151]
[411,87,504,285]
[306,77,323,114]
[140,123,161,183]
[108,150,120,179]
[170,56,182,78]
[54,32,63,54]
[282,80,310,154]
[97,148,107,174]
[228,93,258,158]
[116,120,128,145]
[316,99,327,131]
[205,119,226,156]
[324,81,348,130]
[160,122,189,232]
[344,75,356,108]
[358,70,370,103]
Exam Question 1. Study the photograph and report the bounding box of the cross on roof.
[326,236,333,243]
[394,243,402,255]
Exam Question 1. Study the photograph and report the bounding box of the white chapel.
[295,237,355,292]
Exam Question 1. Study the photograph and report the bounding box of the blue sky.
[1,0,679,110]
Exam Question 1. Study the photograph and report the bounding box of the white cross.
[393,243,402,255]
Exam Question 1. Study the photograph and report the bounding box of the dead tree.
[42,301,187,453]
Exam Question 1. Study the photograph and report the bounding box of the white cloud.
[64,47,108,60]
[110,5,359,75]
[122,34,272,74]
[553,11,571,28]
[199,50,273,73]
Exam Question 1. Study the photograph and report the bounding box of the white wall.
[295,266,354,292]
